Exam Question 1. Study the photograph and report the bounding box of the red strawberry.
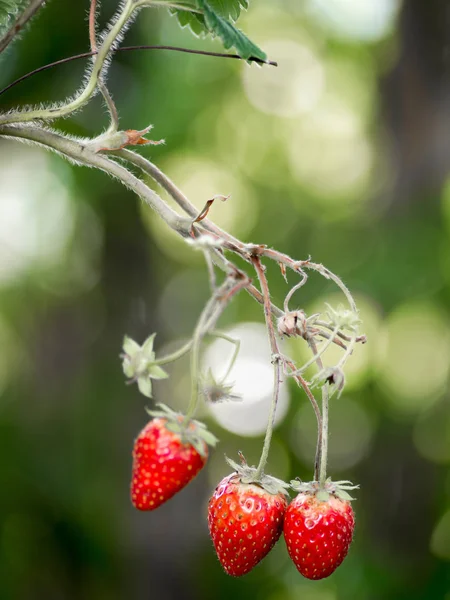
[284,485,355,580]
[208,458,289,577]
[131,404,217,511]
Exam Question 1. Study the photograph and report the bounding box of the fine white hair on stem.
[0,0,137,126]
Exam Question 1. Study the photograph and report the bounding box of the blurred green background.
[1,0,450,598]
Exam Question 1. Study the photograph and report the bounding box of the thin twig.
[0,45,277,98]
[252,256,281,480]
[284,357,322,481]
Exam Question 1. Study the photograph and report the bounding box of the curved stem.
[211,332,240,382]
[114,149,246,252]
[0,0,135,125]
[153,340,192,366]
[283,271,308,313]
[184,277,249,423]
[0,124,189,233]
[89,0,119,132]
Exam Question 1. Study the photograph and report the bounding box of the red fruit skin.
[131,418,207,511]
[283,493,355,580]
[208,473,288,577]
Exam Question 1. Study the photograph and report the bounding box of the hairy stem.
[0,124,189,233]
[89,0,119,131]
[0,0,135,125]
[0,0,46,54]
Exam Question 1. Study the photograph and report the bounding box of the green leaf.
[207,0,247,21]
[168,1,206,36]
[197,0,266,62]
[0,0,28,37]
[137,376,153,398]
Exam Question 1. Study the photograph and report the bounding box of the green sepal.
[148,365,169,380]
[137,376,152,398]
[145,403,218,452]
[225,455,290,496]
[334,489,356,501]
[289,477,359,501]
[141,333,157,358]
[123,335,140,356]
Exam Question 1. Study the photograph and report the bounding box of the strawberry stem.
[318,385,329,487]
[212,331,241,382]
[307,337,325,483]
[153,340,193,365]
[184,276,248,425]
[254,356,281,480]
[252,256,282,481]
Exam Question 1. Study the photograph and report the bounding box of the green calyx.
[226,454,290,497]
[122,334,169,398]
[289,477,360,502]
[146,403,218,457]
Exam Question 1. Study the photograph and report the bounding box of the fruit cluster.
[130,406,356,580]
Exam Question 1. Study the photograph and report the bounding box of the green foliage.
[0,0,28,36]
[197,0,266,61]
[170,0,266,62]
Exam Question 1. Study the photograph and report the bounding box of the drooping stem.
[0,124,190,235]
[252,256,281,480]
[184,276,249,423]
[0,0,136,125]
[152,340,192,366]
[212,332,240,382]
[0,45,277,99]
[89,0,119,131]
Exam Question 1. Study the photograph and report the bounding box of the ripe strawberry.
[131,404,217,511]
[284,485,355,580]
[208,458,289,577]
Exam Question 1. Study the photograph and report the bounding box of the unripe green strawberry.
[284,491,355,580]
[208,459,289,577]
